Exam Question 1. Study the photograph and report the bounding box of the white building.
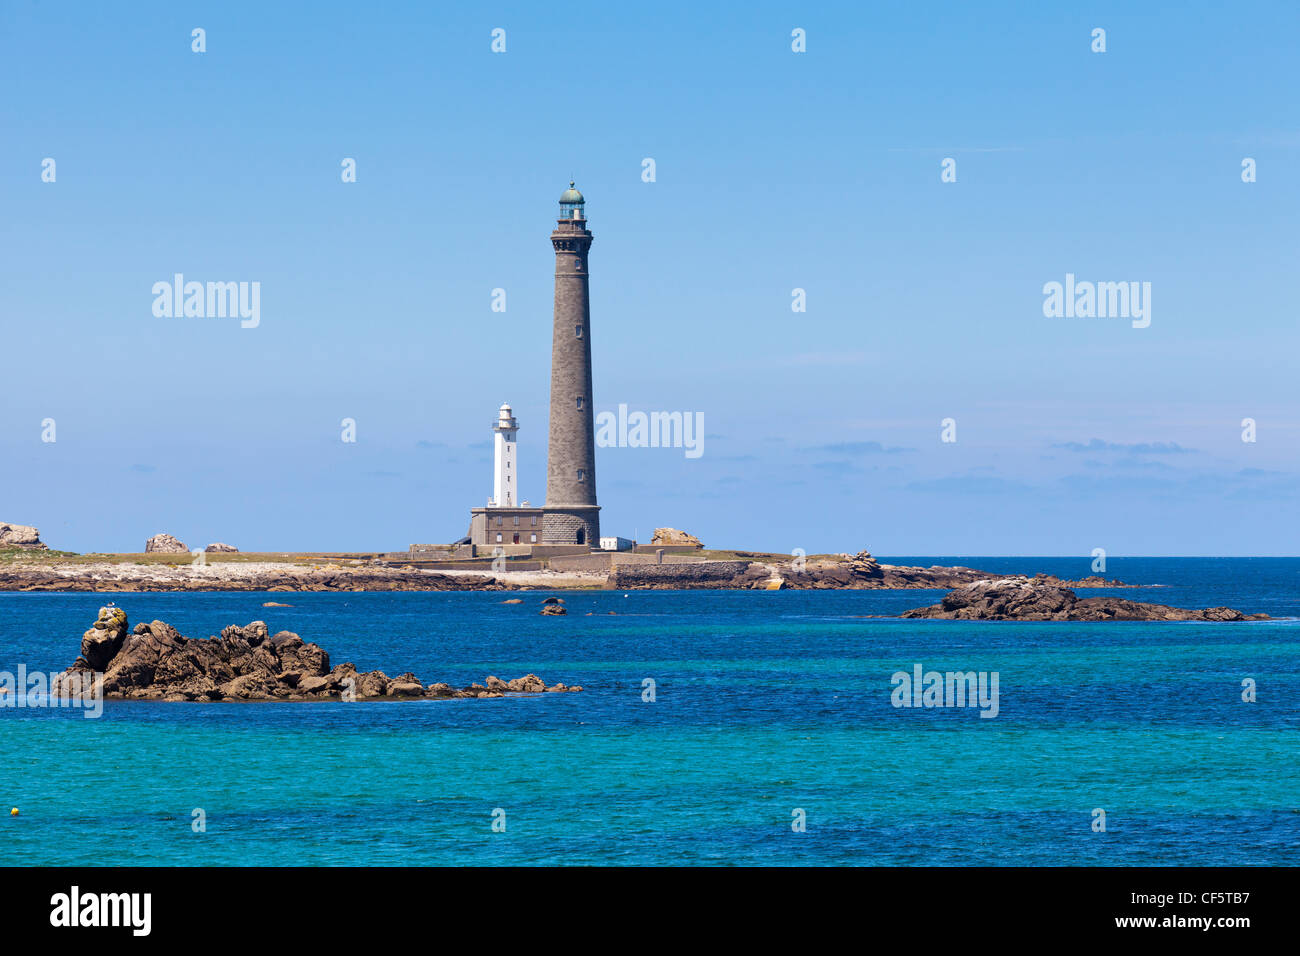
[490,402,519,508]
[469,402,543,549]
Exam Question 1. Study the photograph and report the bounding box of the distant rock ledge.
[0,522,47,551]
[608,552,1131,591]
[145,533,188,554]
[54,607,581,702]
[900,576,1267,622]
[650,527,703,547]
[0,564,502,592]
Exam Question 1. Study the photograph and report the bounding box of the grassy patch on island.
[0,549,374,567]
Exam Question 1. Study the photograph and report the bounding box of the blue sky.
[2,1,1297,555]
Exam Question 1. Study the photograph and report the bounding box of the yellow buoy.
[9,808,17,817]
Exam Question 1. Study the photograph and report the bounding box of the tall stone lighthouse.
[543,182,600,546]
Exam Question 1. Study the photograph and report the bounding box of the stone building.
[542,182,600,546]
[470,506,545,549]
[469,403,542,548]
[467,183,602,551]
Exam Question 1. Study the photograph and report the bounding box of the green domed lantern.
[559,181,585,220]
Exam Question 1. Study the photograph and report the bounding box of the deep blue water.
[1,557,1296,865]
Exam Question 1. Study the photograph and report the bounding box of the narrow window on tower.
[577,469,586,483]
[573,258,581,269]
[576,396,584,410]
[575,325,583,338]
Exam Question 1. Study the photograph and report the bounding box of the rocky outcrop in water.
[772,552,1128,590]
[145,533,188,554]
[607,551,1131,591]
[53,607,582,701]
[0,522,47,550]
[900,576,1266,622]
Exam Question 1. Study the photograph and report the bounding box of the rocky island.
[901,576,1267,622]
[53,607,581,702]
[0,561,503,593]
[2,536,1132,594]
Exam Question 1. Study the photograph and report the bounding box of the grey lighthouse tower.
[543,182,600,546]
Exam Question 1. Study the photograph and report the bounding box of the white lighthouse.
[490,403,519,507]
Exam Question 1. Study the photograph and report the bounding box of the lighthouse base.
[542,508,601,547]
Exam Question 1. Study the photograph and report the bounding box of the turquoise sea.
[1,557,1297,866]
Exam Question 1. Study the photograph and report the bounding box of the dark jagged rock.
[1054,574,1112,587]
[52,607,582,701]
[77,606,131,670]
[900,576,1266,622]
